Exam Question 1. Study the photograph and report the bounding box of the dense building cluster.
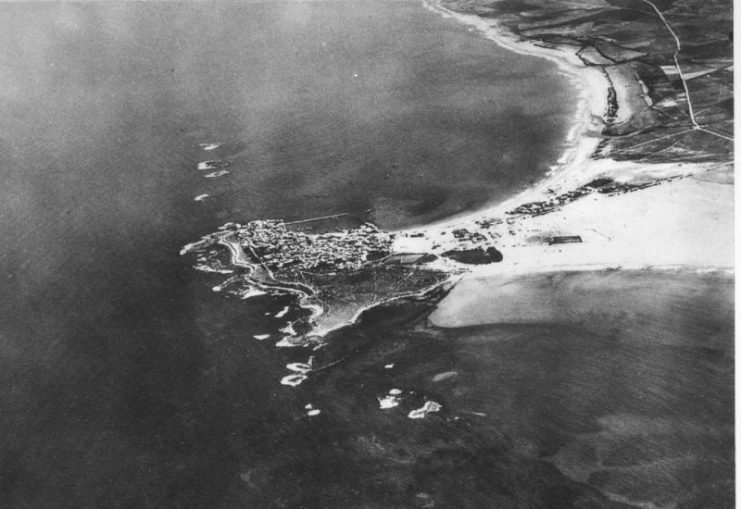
[237,220,393,273]
[451,228,487,244]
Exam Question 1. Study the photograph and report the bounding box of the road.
[640,0,733,142]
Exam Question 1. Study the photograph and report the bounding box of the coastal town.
[236,220,394,274]
[4,0,732,506]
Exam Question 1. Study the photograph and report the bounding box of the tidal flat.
[0,1,578,507]
[0,0,733,507]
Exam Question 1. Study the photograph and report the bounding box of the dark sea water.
[0,1,732,508]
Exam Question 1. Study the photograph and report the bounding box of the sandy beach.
[186,0,733,341]
[2,2,732,507]
[403,0,735,328]
[200,0,734,339]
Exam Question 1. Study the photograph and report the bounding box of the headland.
[183,0,733,346]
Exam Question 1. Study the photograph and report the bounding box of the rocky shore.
[181,220,453,343]
[174,2,734,506]
[182,0,733,359]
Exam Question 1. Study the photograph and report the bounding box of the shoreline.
[182,0,732,344]
[395,0,733,276]
[183,229,457,341]
[420,0,607,227]
[405,0,734,331]
[429,267,733,329]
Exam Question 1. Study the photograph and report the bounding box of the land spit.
[182,0,732,383]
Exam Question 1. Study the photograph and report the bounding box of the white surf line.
[215,232,254,267]
[275,306,290,318]
[280,373,307,387]
[639,0,733,143]
[204,170,229,178]
[419,0,607,229]
[408,400,442,419]
[216,231,327,326]
[305,405,321,417]
[308,276,458,339]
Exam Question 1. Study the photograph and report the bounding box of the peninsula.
[183,0,732,341]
